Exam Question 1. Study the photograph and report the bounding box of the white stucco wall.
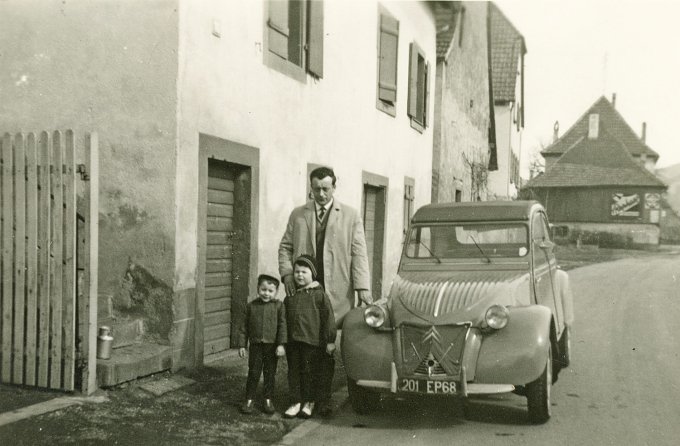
[488,100,522,199]
[175,0,436,299]
[488,49,523,200]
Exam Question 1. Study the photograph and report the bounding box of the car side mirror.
[538,240,555,252]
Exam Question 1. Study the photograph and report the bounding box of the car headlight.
[485,305,509,329]
[364,305,386,328]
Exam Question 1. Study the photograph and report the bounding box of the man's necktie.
[318,207,326,222]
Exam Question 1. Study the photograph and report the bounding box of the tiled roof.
[525,127,666,189]
[434,2,460,59]
[489,3,525,103]
[542,96,659,159]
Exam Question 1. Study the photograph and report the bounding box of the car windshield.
[405,223,529,259]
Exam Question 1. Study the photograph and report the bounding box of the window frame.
[403,177,415,235]
[407,41,429,132]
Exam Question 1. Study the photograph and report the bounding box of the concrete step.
[110,317,144,349]
[96,343,172,387]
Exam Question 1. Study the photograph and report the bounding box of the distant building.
[541,96,659,172]
[486,2,526,200]
[523,96,666,246]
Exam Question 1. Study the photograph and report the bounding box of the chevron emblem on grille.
[422,326,441,345]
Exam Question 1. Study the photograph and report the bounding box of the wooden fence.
[0,130,98,393]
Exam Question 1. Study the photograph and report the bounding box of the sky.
[494,0,680,175]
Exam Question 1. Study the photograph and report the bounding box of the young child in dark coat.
[283,255,337,419]
[238,273,287,415]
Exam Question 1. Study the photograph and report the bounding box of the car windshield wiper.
[468,235,491,263]
[418,241,442,263]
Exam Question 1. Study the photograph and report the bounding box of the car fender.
[555,268,575,326]
[341,308,393,382]
[474,305,552,385]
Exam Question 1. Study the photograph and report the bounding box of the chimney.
[641,122,647,143]
[588,114,600,139]
[553,121,560,142]
[611,93,617,108]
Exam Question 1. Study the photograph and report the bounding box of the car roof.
[411,200,542,223]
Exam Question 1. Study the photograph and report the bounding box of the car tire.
[347,379,380,415]
[558,325,571,368]
[526,345,552,424]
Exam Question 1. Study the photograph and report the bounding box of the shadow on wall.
[114,260,174,343]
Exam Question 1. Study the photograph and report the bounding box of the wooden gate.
[0,130,98,393]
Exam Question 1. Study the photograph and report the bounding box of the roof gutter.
[486,2,498,171]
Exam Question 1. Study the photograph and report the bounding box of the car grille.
[400,323,469,377]
[413,354,447,377]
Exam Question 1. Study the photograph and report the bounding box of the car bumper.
[356,362,515,396]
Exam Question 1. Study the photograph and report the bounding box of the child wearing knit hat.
[283,255,337,419]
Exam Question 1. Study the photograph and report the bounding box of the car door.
[531,211,562,330]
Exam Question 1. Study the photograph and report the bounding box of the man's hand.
[357,289,373,306]
[276,345,286,357]
[326,343,336,355]
[373,296,388,306]
[238,347,247,358]
[283,275,296,297]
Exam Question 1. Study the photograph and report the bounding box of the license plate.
[399,378,457,394]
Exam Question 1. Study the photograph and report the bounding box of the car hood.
[388,269,531,326]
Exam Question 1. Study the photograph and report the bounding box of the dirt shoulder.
[0,355,347,445]
[555,244,680,271]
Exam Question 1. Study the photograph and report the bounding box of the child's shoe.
[240,399,255,414]
[300,402,315,418]
[284,403,301,418]
[263,399,276,415]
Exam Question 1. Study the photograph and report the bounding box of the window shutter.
[268,0,290,60]
[378,14,399,103]
[423,61,430,127]
[407,43,418,118]
[307,0,324,78]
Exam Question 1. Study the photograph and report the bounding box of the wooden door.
[363,185,386,299]
[203,160,250,362]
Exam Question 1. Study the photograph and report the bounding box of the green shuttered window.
[377,13,399,110]
[407,42,429,131]
[266,0,324,81]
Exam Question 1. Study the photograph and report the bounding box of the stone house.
[431,1,526,204]
[431,1,491,203]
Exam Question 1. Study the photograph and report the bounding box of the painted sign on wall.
[611,193,640,217]
[645,193,661,210]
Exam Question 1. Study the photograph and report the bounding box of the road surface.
[295,253,680,446]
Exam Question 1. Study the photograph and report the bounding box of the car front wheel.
[526,345,552,424]
[348,378,380,415]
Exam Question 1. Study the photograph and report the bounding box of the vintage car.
[341,201,574,424]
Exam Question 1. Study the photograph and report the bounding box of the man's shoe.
[300,402,315,418]
[317,402,333,417]
[240,399,255,414]
[284,403,301,418]
[263,399,276,415]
